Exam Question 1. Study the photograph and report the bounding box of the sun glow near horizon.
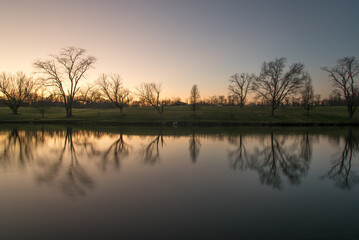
[1,0,358,100]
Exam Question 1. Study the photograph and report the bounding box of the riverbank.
[0,106,358,126]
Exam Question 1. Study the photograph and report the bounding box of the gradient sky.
[0,0,358,100]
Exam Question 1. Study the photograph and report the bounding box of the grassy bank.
[0,106,358,126]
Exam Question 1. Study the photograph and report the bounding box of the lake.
[0,126,358,239]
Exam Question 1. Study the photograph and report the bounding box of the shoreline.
[0,119,357,127]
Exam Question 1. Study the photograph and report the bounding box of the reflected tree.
[323,130,359,189]
[228,132,312,189]
[189,133,201,163]
[228,134,250,170]
[101,133,131,171]
[0,128,36,169]
[36,128,95,199]
[251,132,311,189]
[140,134,165,165]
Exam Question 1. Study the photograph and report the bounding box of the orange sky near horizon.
[1,0,358,100]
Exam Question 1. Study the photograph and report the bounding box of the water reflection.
[36,128,95,199]
[1,127,359,199]
[228,134,250,170]
[323,130,359,189]
[189,132,201,163]
[101,133,131,171]
[0,128,40,169]
[139,134,165,165]
[228,132,312,189]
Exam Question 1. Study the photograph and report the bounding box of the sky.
[0,0,358,100]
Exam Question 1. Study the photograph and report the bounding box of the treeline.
[0,47,358,118]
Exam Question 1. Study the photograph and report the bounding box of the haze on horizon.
[0,0,358,100]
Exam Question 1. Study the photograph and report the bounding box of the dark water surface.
[0,126,358,239]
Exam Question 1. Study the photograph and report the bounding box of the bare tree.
[33,47,96,117]
[136,82,164,115]
[300,78,315,116]
[228,73,255,107]
[314,94,321,106]
[0,72,37,114]
[253,57,310,117]
[322,57,359,119]
[189,84,200,114]
[97,73,131,114]
[32,88,51,118]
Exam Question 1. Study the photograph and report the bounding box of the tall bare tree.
[228,73,255,107]
[189,84,200,114]
[300,78,315,116]
[322,57,359,119]
[97,73,131,114]
[253,57,310,117]
[0,72,37,114]
[136,82,164,115]
[33,47,96,117]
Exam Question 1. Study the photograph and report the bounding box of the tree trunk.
[347,105,354,120]
[66,104,73,118]
[271,107,275,117]
[12,106,19,114]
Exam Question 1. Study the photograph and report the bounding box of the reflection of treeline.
[228,132,312,189]
[0,128,130,199]
[1,129,359,197]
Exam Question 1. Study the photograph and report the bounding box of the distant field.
[0,106,358,125]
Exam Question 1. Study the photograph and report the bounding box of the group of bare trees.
[228,57,359,118]
[0,46,358,118]
[229,57,314,117]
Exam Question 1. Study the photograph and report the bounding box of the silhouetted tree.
[32,89,51,118]
[228,73,255,107]
[0,72,37,114]
[300,78,315,116]
[327,89,345,106]
[97,73,131,114]
[189,84,200,114]
[314,94,321,106]
[253,57,310,116]
[34,47,96,117]
[322,57,359,119]
[136,82,165,115]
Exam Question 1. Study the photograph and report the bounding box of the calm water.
[0,126,359,240]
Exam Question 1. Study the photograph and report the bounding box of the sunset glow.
[1,0,358,100]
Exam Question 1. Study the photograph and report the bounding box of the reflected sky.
[0,127,359,239]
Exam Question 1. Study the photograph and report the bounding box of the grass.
[0,105,358,125]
